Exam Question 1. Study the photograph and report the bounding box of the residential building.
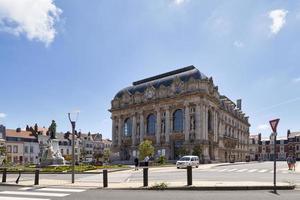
[6,128,39,164]
[110,66,250,162]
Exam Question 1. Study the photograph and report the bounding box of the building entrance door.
[173,140,184,160]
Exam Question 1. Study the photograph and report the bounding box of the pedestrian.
[291,156,297,171]
[134,157,139,171]
[286,155,292,170]
[144,155,150,167]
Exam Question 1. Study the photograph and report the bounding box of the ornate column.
[156,108,161,145]
[118,117,122,146]
[195,104,201,140]
[132,114,136,146]
[111,116,116,145]
[139,113,144,143]
[204,105,208,140]
[165,108,170,143]
[184,104,190,142]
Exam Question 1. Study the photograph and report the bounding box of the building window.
[123,118,132,137]
[30,146,34,153]
[13,145,18,153]
[24,146,28,153]
[61,149,64,154]
[208,110,213,131]
[67,149,69,155]
[7,145,11,153]
[173,109,183,132]
[147,114,156,135]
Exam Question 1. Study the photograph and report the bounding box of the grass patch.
[149,182,168,190]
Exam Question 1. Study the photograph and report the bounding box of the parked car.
[176,155,199,169]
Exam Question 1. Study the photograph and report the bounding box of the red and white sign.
[269,118,280,133]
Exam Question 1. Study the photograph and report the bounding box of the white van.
[176,155,199,169]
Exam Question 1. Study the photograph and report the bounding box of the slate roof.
[114,65,208,98]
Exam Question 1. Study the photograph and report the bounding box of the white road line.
[227,169,238,172]
[217,169,228,172]
[37,188,86,193]
[258,169,268,173]
[0,197,50,200]
[236,169,248,172]
[248,169,258,173]
[19,187,34,191]
[0,191,69,197]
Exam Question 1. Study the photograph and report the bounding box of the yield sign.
[269,118,280,133]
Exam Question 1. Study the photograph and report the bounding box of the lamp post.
[68,112,79,184]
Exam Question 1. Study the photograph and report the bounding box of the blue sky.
[0,0,299,139]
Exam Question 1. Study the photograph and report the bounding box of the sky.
[0,0,299,139]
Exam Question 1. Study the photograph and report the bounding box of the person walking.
[287,155,292,170]
[134,157,139,171]
[291,156,297,171]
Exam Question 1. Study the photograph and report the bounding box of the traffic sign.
[269,119,280,133]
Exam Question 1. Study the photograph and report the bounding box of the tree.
[192,145,203,163]
[138,140,154,160]
[103,149,111,163]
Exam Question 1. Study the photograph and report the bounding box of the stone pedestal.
[40,139,65,167]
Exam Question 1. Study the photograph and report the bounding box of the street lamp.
[68,111,79,184]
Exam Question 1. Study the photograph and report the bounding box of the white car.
[176,155,199,169]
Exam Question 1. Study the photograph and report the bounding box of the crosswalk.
[0,187,86,200]
[201,168,296,174]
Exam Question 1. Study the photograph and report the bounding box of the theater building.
[110,66,250,162]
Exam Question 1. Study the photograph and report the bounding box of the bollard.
[34,169,39,185]
[187,165,192,186]
[143,167,148,187]
[16,170,21,184]
[103,169,108,188]
[2,168,7,183]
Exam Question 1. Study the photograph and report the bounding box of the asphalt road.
[3,161,300,185]
[0,186,300,200]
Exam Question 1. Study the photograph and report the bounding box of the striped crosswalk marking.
[217,169,228,172]
[0,197,49,200]
[236,169,248,172]
[248,169,258,173]
[37,188,85,193]
[227,168,238,172]
[0,191,69,197]
[258,169,268,173]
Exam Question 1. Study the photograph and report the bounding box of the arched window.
[123,118,132,136]
[147,114,156,135]
[173,109,183,132]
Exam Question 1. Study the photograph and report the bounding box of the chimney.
[237,99,242,110]
[16,128,21,132]
[258,133,261,142]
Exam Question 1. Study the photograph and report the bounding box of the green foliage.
[138,140,154,160]
[150,182,168,190]
[156,155,166,165]
[175,147,188,158]
[192,145,202,157]
[103,149,111,162]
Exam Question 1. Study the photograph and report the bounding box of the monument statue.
[48,120,57,139]
[40,138,65,166]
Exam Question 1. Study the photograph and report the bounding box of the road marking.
[0,197,49,200]
[236,169,248,172]
[0,191,69,197]
[217,169,228,172]
[248,169,258,173]
[227,169,238,172]
[19,187,34,191]
[258,169,268,173]
[37,188,86,192]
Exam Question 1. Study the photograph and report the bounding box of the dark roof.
[114,65,208,98]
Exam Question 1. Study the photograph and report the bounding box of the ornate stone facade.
[110,66,250,162]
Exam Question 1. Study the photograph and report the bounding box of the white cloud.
[233,40,244,48]
[257,124,270,131]
[173,0,189,5]
[292,77,300,83]
[0,0,62,46]
[0,113,6,118]
[268,9,288,35]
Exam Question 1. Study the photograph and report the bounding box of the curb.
[105,185,296,191]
